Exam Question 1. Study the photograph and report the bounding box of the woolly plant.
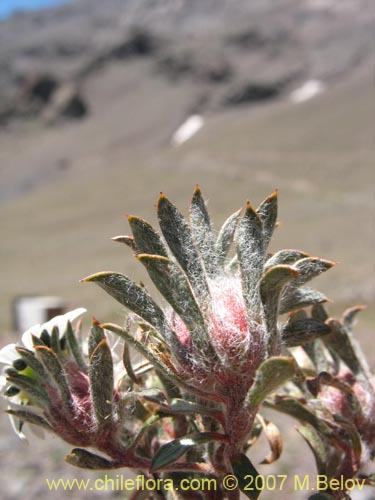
[0,187,373,500]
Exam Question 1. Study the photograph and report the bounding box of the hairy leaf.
[157,193,210,305]
[15,347,47,379]
[122,342,140,384]
[101,323,217,401]
[81,272,173,341]
[311,303,329,323]
[6,370,50,408]
[88,320,105,358]
[161,399,223,421]
[279,287,329,315]
[89,339,114,424]
[323,319,364,376]
[190,186,218,276]
[265,249,309,270]
[35,346,72,403]
[256,190,278,250]
[291,258,335,287]
[297,424,329,476]
[6,409,52,432]
[136,254,206,338]
[66,321,87,371]
[215,209,241,268]
[66,448,116,469]
[246,357,297,408]
[259,265,299,353]
[267,397,332,437]
[128,216,168,257]
[236,202,264,311]
[282,318,332,347]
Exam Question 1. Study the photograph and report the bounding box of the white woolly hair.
[167,272,265,381]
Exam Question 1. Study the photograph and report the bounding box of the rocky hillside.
[0,0,373,124]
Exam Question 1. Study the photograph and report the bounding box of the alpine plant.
[1,187,372,500]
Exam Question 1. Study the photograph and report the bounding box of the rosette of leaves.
[1,314,163,470]
[81,187,335,499]
[266,305,375,500]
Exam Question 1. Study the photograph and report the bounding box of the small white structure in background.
[289,80,325,104]
[13,296,66,334]
[171,115,204,146]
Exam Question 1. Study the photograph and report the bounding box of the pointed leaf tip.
[66,449,115,469]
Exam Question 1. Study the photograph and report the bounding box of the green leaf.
[246,357,297,408]
[15,347,47,379]
[236,202,264,311]
[122,341,140,384]
[291,258,335,287]
[137,388,169,406]
[50,326,62,357]
[282,318,331,347]
[151,432,227,471]
[297,424,329,475]
[129,414,160,450]
[265,249,310,269]
[157,193,210,306]
[6,409,52,432]
[161,399,222,420]
[259,265,299,353]
[230,453,261,500]
[311,303,329,322]
[88,320,105,358]
[136,254,214,354]
[128,216,168,257]
[89,339,114,425]
[101,322,216,401]
[190,186,218,277]
[332,415,362,466]
[136,254,205,336]
[256,190,278,250]
[66,448,116,469]
[303,340,331,372]
[156,370,181,400]
[267,397,332,437]
[81,272,174,342]
[279,287,329,315]
[323,319,364,376]
[66,321,87,371]
[6,370,50,408]
[215,209,241,268]
[34,346,72,403]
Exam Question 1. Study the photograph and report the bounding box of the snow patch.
[171,115,204,146]
[289,80,325,103]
